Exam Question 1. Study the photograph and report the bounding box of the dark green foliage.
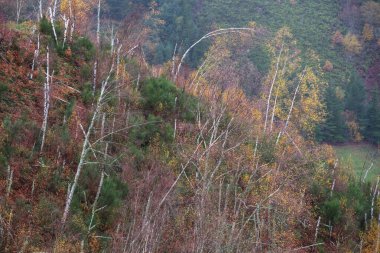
[39,16,63,40]
[317,87,348,143]
[148,0,204,66]
[314,179,371,227]
[258,137,276,164]
[97,175,128,228]
[104,0,151,20]
[365,89,380,144]
[346,71,367,130]
[81,82,94,105]
[39,16,52,35]
[128,114,173,149]
[35,196,60,233]
[248,45,271,74]
[141,77,178,113]
[65,98,76,120]
[321,197,342,224]
[71,167,128,231]
[0,116,28,167]
[72,37,95,61]
[0,82,9,103]
[141,77,197,121]
[80,64,92,80]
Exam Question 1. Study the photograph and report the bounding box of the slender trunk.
[6,165,13,198]
[175,28,254,80]
[39,0,43,20]
[40,46,50,152]
[171,43,178,78]
[61,65,113,227]
[62,15,69,49]
[276,68,306,144]
[93,61,97,95]
[96,0,101,46]
[371,177,379,220]
[69,0,74,42]
[270,86,280,132]
[52,0,57,19]
[30,34,40,79]
[315,216,321,243]
[16,0,23,24]
[264,43,283,134]
[48,7,58,44]
[363,162,374,182]
[88,171,105,232]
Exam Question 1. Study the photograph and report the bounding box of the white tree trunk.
[263,43,283,134]
[62,15,70,48]
[96,0,101,46]
[61,65,114,227]
[175,28,255,80]
[6,165,14,198]
[48,7,58,44]
[16,0,24,24]
[276,68,306,144]
[30,34,40,80]
[39,0,43,20]
[40,46,50,152]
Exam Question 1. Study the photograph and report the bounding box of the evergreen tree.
[317,86,348,142]
[151,0,204,66]
[365,89,380,144]
[346,71,367,130]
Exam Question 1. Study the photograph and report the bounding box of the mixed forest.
[0,0,379,252]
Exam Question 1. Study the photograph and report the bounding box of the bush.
[0,82,9,102]
[72,37,95,61]
[39,16,52,35]
[141,77,178,113]
[80,64,92,80]
[97,175,128,228]
[141,77,197,121]
[81,82,93,105]
[322,197,342,224]
[129,114,173,149]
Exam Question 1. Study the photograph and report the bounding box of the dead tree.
[263,43,283,134]
[61,64,114,227]
[40,46,51,152]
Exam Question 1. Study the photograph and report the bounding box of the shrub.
[97,175,128,228]
[141,77,178,113]
[81,82,93,105]
[72,37,95,61]
[0,82,9,103]
[39,16,52,35]
[322,197,342,224]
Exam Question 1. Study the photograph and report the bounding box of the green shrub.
[39,16,52,35]
[141,77,178,113]
[80,64,92,80]
[322,197,342,224]
[0,82,9,103]
[97,175,128,228]
[129,114,173,149]
[81,82,93,105]
[72,37,95,61]
[141,77,197,121]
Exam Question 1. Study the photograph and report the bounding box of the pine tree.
[346,71,367,130]
[317,86,348,142]
[366,89,380,144]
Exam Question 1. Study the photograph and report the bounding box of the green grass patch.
[334,144,380,182]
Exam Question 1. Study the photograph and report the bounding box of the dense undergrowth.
[0,3,379,252]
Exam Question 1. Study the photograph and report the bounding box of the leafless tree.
[40,46,51,152]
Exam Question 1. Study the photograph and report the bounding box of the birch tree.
[61,64,114,227]
[40,46,51,152]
